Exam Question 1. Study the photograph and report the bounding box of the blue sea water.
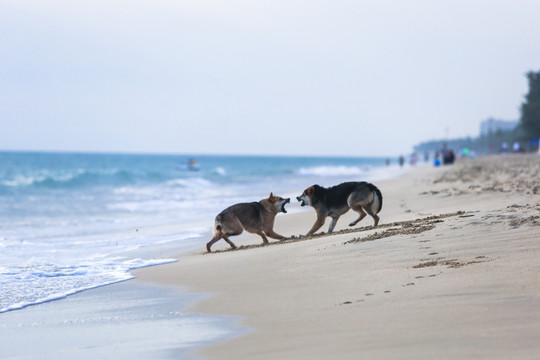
[0,151,400,314]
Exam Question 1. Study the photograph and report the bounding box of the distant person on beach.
[434,152,441,167]
[399,155,405,167]
[513,142,521,153]
[441,143,455,165]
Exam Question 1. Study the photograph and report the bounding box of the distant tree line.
[414,69,540,155]
[520,70,540,139]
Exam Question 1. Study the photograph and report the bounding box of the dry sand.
[135,154,540,359]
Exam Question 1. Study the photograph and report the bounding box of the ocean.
[0,151,402,352]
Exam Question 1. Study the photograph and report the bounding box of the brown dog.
[296,181,382,236]
[206,193,290,252]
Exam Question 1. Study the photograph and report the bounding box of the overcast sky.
[1,0,539,157]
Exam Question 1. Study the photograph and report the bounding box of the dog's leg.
[306,216,325,236]
[367,212,380,226]
[206,234,222,253]
[265,229,286,240]
[328,216,340,233]
[255,231,270,245]
[208,218,243,251]
[363,207,380,227]
[222,235,238,250]
[349,206,367,227]
[220,218,244,249]
[349,190,380,227]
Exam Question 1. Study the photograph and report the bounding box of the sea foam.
[298,165,368,176]
[0,258,177,313]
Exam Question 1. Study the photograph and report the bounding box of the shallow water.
[0,280,242,360]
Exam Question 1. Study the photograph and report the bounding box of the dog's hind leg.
[206,234,222,253]
[222,235,238,250]
[350,189,381,227]
[360,205,380,227]
[221,217,244,249]
[208,217,243,252]
[366,209,380,226]
[349,206,367,227]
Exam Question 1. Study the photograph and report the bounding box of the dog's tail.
[367,183,383,214]
[214,215,223,231]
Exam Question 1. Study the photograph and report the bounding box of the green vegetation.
[520,70,540,139]
[414,70,540,155]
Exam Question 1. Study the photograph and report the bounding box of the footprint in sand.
[339,299,364,305]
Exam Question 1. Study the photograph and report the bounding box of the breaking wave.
[297,165,369,177]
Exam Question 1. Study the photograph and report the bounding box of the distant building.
[480,118,518,136]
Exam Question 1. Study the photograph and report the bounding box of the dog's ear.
[269,192,274,200]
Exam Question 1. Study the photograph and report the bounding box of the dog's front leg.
[265,229,286,240]
[328,216,340,233]
[306,216,325,236]
[255,231,270,245]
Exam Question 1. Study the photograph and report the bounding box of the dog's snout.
[285,198,290,203]
[296,196,301,201]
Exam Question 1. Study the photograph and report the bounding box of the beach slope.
[135,155,540,359]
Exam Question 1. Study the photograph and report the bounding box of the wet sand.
[0,281,239,360]
[135,154,540,359]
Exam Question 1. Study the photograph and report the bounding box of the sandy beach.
[134,154,540,359]
[5,154,538,359]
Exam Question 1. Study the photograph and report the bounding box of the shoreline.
[0,279,240,360]
[134,154,540,359]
